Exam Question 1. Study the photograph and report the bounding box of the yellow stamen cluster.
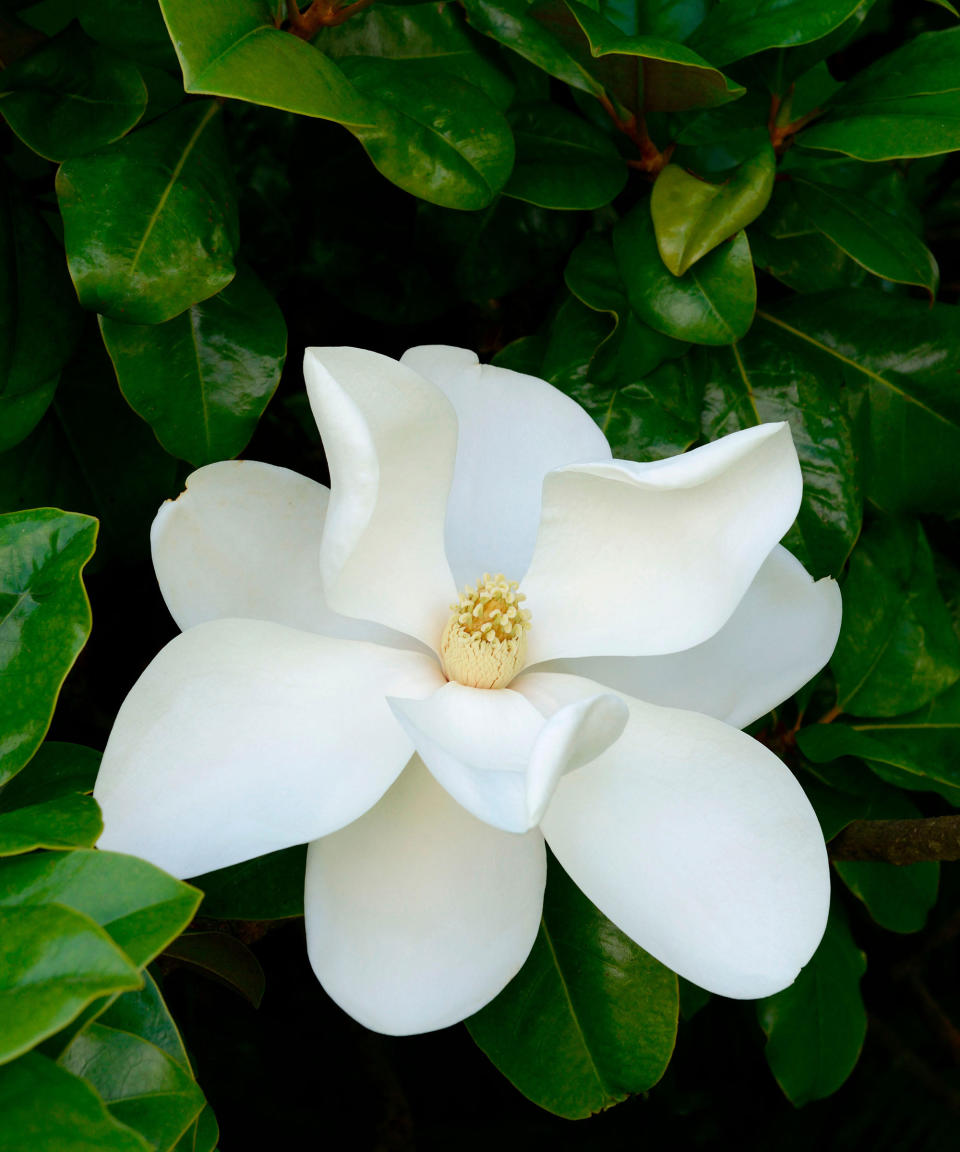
[440,573,531,690]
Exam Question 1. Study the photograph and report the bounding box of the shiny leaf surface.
[0,794,102,856]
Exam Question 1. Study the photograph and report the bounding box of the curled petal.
[94,619,444,878]
[522,423,802,663]
[304,756,547,1035]
[400,346,611,587]
[388,682,626,833]
[539,546,842,729]
[304,347,458,648]
[516,672,830,999]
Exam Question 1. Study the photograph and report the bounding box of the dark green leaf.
[604,0,708,42]
[77,0,180,71]
[0,742,100,812]
[163,931,266,1008]
[835,858,939,934]
[193,845,306,920]
[57,101,239,323]
[0,509,97,787]
[0,904,141,1064]
[0,23,147,161]
[468,856,677,1119]
[757,904,866,1106]
[0,1053,149,1152]
[0,794,101,855]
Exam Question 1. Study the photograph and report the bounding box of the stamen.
[439,572,532,690]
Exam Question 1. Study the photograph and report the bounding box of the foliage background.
[1,0,959,1147]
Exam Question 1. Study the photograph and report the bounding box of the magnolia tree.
[1,0,959,1148]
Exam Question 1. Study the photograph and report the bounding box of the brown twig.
[598,92,673,177]
[829,815,960,865]
[284,0,376,37]
[768,87,824,153]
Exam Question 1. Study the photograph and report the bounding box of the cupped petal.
[516,672,830,999]
[151,460,416,647]
[304,347,458,647]
[537,546,842,729]
[388,681,626,833]
[521,423,802,663]
[400,346,612,587]
[94,619,444,879]
[304,755,546,1035]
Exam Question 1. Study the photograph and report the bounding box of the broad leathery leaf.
[192,845,306,920]
[800,27,960,160]
[467,854,677,1119]
[0,510,97,787]
[57,101,239,324]
[0,23,147,161]
[0,1053,149,1152]
[0,794,101,856]
[158,0,372,126]
[0,183,82,451]
[757,903,866,1106]
[0,849,202,968]
[100,264,286,467]
[0,743,101,813]
[652,144,775,275]
[0,904,141,1064]
[77,0,180,71]
[599,0,709,44]
[614,203,756,345]
[757,292,960,515]
[342,56,514,209]
[163,931,266,1008]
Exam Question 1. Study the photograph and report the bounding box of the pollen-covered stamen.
[440,572,531,690]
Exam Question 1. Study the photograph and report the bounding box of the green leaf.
[835,858,939,934]
[504,102,626,210]
[0,23,147,161]
[100,265,286,467]
[343,57,515,209]
[0,1053,149,1152]
[467,855,678,1119]
[192,844,306,919]
[0,183,82,451]
[614,204,756,345]
[157,0,372,125]
[605,0,709,42]
[831,519,960,717]
[57,101,239,324]
[0,904,141,1064]
[0,509,97,787]
[0,742,101,813]
[757,293,960,515]
[757,904,866,1106]
[688,0,872,68]
[792,178,939,294]
[0,794,102,855]
[163,931,266,1008]
[0,849,202,967]
[800,27,960,160]
[651,144,775,275]
[77,0,181,71]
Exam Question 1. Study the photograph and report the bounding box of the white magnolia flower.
[95,345,841,1036]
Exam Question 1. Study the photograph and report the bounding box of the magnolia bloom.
[95,346,841,1036]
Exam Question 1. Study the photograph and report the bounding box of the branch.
[284,0,376,37]
[598,92,673,177]
[829,815,960,866]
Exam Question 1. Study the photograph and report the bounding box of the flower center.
[440,573,531,690]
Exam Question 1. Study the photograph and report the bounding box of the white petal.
[94,619,444,879]
[151,460,416,647]
[304,755,546,1035]
[400,346,612,587]
[304,347,458,647]
[538,546,842,729]
[522,423,802,663]
[517,672,830,999]
[388,682,626,832]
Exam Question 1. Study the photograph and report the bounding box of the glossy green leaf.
[792,178,939,294]
[800,27,960,160]
[100,265,286,467]
[0,849,202,967]
[77,0,181,71]
[0,509,97,787]
[343,57,515,209]
[757,293,960,515]
[504,102,626,209]
[565,231,629,315]
[60,1023,204,1151]
[836,858,939,934]
[0,23,147,161]
[158,0,372,125]
[688,0,871,67]
[0,183,82,451]
[0,794,101,856]
[193,845,306,920]
[600,0,709,43]
[758,905,866,1105]
[57,101,239,324]
[163,931,266,1008]
[652,145,775,275]
[0,904,141,1064]
[614,204,756,344]
[468,855,678,1119]
[0,743,100,813]
[0,1053,149,1152]
[831,519,960,717]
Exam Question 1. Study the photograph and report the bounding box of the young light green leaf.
[0,794,102,856]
